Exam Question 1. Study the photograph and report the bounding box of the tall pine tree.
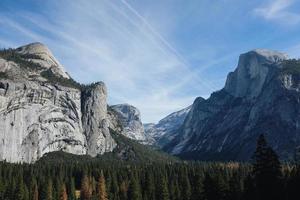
[59,183,68,200]
[98,171,108,200]
[252,134,283,200]
[127,177,142,200]
[81,174,92,200]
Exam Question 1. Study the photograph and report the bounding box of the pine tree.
[81,174,92,200]
[15,175,25,200]
[32,182,39,200]
[5,178,16,200]
[252,134,283,200]
[157,176,169,200]
[127,177,142,200]
[98,171,108,200]
[0,174,4,200]
[24,184,29,200]
[191,174,204,200]
[42,179,53,200]
[203,174,227,200]
[28,178,39,200]
[243,175,256,200]
[144,172,155,200]
[286,165,300,200]
[169,179,181,200]
[227,173,242,200]
[180,171,191,200]
[109,172,119,200]
[59,183,68,200]
[69,178,76,200]
[119,181,128,200]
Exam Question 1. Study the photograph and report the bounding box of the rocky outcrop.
[0,80,86,163]
[15,42,70,78]
[111,104,151,144]
[0,43,117,163]
[81,83,116,156]
[165,49,300,161]
[144,105,191,147]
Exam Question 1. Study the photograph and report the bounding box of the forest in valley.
[0,135,299,200]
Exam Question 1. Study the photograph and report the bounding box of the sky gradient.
[0,0,300,123]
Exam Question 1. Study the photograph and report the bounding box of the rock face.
[0,80,86,163]
[144,106,191,147]
[111,104,150,144]
[15,42,70,79]
[81,83,116,157]
[165,49,300,161]
[0,43,117,163]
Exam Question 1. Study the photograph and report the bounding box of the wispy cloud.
[0,0,217,122]
[254,0,300,25]
[3,0,295,122]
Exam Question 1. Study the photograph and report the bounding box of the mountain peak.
[111,104,150,143]
[16,42,70,79]
[225,49,289,98]
[249,49,288,61]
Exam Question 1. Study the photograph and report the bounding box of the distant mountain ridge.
[144,105,192,146]
[111,103,154,144]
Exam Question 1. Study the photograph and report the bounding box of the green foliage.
[0,48,83,89]
[157,176,169,200]
[100,129,178,163]
[281,59,300,75]
[40,69,82,89]
[251,134,283,200]
[0,158,299,200]
[0,48,43,71]
[0,72,8,79]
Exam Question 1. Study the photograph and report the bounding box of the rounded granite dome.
[250,49,289,62]
[16,42,70,79]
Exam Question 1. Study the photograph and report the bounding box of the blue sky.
[0,0,300,123]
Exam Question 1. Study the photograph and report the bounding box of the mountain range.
[0,43,164,163]
[163,49,300,161]
[0,42,299,163]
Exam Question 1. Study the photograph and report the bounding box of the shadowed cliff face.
[0,43,117,163]
[165,49,300,161]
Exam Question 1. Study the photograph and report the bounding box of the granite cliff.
[0,43,117,163]
[165,49,300,161]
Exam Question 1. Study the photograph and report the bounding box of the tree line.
[0,134,299,200]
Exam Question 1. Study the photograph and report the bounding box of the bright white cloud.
[254,0,300,25]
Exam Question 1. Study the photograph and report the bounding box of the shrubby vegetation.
[0,48,83,89]
[40,69,82,90]
[0,135,299,200]
[0,72,8,79]
[0,48,43,71]
[99,129,177,163]
[281,59,300,75]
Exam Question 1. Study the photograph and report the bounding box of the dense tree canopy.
[0,135,299,200]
